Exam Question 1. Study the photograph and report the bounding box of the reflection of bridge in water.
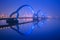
[0,5,53,35]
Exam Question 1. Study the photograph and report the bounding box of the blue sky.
[0,0,60,16]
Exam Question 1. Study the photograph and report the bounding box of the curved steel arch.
[10,5,34,18]
[9,5,47,35]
